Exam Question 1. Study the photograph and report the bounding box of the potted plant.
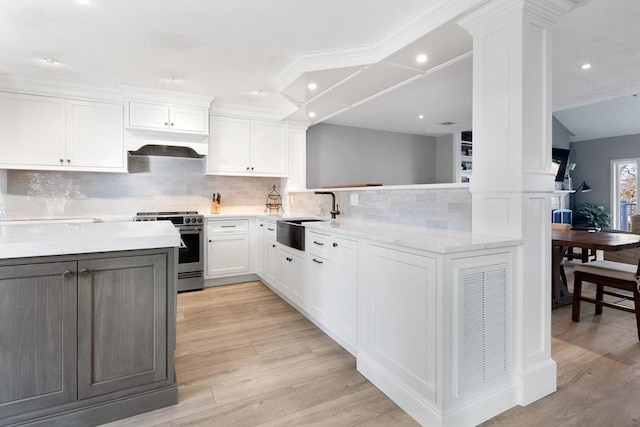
[573,202,611,229]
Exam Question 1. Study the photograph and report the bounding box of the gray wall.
[435,134,455,183]
[552,116,572,150]
[306,123,437,188]
[570,134,640,213]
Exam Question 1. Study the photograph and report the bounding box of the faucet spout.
[314,191,340,219]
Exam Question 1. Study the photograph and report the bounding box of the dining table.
[551,229,640,309]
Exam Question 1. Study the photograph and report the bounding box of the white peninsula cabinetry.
[0,92,125,172]
[207,116,288,177]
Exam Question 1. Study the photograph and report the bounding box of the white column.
[458,0,575,406]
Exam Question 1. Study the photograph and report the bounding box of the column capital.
[458,0,577,35]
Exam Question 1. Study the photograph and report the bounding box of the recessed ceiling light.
[581,63,591,70]
[308,112,316,118]
[167,75,177,81]
[416,54,428,64]
[253,89,265,95]
[307,82,318,91]
[43,57,57,64]
[418,114,424,120]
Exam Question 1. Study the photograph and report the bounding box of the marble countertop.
[0,221,180,259]
[304,219,522,254]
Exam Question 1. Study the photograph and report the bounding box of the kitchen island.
[0,221,180,426]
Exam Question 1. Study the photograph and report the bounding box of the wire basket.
[265,185,282,213]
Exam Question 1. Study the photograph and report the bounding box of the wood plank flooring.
[103,269,640,427]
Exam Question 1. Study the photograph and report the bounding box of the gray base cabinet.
[0,248,177,426]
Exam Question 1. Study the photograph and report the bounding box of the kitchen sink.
[276,219,325,251]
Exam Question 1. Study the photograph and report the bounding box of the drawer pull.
[267,227,274,231]
[333,242,338,247]
[260,224,264,227]
[313,241,324,246]
[312,258,323,264]
[221,225,236,228]
[80,268,90,275]
[272,244,276,248]
[63,270,73,278]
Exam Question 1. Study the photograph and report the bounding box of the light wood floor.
[104,270,640,427]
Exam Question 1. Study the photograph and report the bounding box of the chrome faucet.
[314,191,340,219]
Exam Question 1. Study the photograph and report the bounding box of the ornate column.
[458,0,576,405]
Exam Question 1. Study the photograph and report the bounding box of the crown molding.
[457,0,578,34]
[276,0,485,92]
[119,85,214,108]
[210,100,284,121]
[0,76,123,102]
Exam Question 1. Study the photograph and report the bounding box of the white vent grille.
[460,265,508,394]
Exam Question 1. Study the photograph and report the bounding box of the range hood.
[125,133,208,158]
[128,144,205,158]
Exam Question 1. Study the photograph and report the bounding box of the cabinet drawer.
[264,221,277,240]
[207,219,249,234]
[307,230,331,257]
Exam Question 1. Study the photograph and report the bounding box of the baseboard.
[516,358,557,406]
[15,385,178,427]
[204,274,260,287]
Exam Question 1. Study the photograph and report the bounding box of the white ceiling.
[0,0,638,141]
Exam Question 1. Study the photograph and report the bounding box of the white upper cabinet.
[128,101,208,135]
[67,100,125,170]
[207,116,288,177]
[0,92,125,172]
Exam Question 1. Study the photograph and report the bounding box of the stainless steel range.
[134,211,204,292]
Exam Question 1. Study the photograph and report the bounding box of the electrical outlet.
[350,193,359,206]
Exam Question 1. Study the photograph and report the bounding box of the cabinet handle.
[267,227,274,231]
[164,122,169,127]
[246,166,250,171]
[313,241,324,246]
[251,167,254,171]
[260,224,264,227]
[272,244,276,248]
[63,270,73,277]
[332,242,338,247]
[59,158,64,163]
[80,268,90,275]
[221,225,236,228]
[170,123,174,127]
[312,258,323,264]
[209,239,212,243]
[66,159,71,163]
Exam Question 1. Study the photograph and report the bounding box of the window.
[611,159,638,231]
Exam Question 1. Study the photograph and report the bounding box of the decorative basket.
[265,185,282,213]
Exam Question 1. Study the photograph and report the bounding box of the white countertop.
[304,219,522,254]
[0,221,180,259]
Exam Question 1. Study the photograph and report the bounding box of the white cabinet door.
[307,255,332,327]
[331,237,358,349]
[208,116,251,174]
[250,120,288,176]
[128,102,169,129]
[66,100,124,170]
[206,234,250,277]
[263,238,279,285]
[256,220,265,276]
[278,249,305,306]
[0,92,66,167]
[169,106,207,133]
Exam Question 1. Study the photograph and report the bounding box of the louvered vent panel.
[460,265,508,395]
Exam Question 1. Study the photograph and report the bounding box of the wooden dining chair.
[571,257,640,340]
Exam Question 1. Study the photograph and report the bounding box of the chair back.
[552,209,572,224]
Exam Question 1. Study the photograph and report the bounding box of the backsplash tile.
[289,187,471,231]
[4,157,281,219]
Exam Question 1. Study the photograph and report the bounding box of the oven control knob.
[197,217,203,223]
[185,217,191,224]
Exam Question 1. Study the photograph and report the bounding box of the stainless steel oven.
[135,211,204,292]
